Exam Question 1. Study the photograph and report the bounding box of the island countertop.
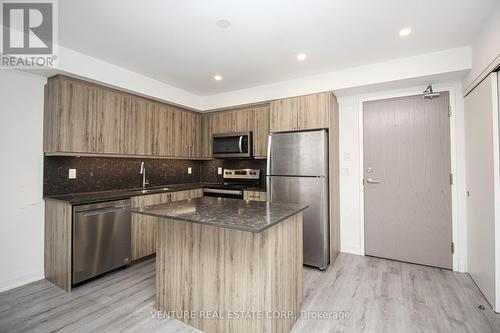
[130,196,308,233]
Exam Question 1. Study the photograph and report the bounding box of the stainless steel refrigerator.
[267,130,330,270]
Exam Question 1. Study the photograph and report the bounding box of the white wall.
[0,70,46,292]
[464,3,500,89]
[338,81,467,272]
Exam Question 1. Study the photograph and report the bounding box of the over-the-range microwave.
[212,132,253,158]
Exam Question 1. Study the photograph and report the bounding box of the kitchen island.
[131,196,307,333]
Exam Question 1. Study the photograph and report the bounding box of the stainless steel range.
[203,169,261,199]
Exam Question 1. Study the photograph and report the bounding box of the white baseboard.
[0,271,44,293]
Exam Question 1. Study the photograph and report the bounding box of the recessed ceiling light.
[213,75,222,81]
[216,19,231,29]
[297,53,307,61]
[399,27,412,37]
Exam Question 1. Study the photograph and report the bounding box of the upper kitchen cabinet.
[95,88,132,154]
[43,75,202,159]
[269,92,332,132]
[43,76,99,153]
[200,104,269,158]
[172,107,201,158]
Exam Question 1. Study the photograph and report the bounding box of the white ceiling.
[59,0,497,96]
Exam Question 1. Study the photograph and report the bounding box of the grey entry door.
[363,92,452,269]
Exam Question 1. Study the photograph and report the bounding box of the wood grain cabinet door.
[44,78,99,153]
[131,193,169,260]
[243,191,267,201]
[126,96,155,155]
[200,113,213,158]
[94,89,132,154]
[131,189,204,261]
[270,99,298,132]
[296,93,330,130]
[250,105,270,158]
[170,188,203,202]
[270,93,331,133]
[154,103,174,157]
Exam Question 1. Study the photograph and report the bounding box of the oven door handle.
[203,188,243,196]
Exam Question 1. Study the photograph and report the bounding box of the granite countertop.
[44,183,214,205]
[130,196,307,233]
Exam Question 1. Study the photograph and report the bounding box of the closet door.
[465,72,500,310]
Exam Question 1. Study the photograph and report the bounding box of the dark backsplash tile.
[44,156,267,196]
[43,156,201,196]
[200,159,267,184]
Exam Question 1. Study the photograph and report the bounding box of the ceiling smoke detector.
[216,19,231,29]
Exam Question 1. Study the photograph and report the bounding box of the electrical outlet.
[187,167,192,174]
[217,167,223,175]
[68,169,77,179]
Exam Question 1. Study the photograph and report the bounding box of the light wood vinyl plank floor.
[1,254,499,333]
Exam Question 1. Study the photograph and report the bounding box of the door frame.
[358,85,462,272]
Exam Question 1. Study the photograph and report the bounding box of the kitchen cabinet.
[131,188,203,260]
[44,199,72,292]
[269,92,331,132]
[44,75,202,158]
[243,190,267,202]
[270,91,340,265]
[95,89,132,154]
[44,188,204,291]
[172,108,201,158]
[43,77,99,153]
[200,104,270,158]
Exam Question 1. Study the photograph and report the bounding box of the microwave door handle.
[239,135,243,153]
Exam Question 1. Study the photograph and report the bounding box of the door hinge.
[451,242,455,254]
[450,173,454,185]
[448,106,452,117]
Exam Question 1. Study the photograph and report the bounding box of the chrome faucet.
[140,162,149,188]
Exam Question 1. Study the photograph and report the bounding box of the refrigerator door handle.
[266,134,272,175]
[267,176,272,201]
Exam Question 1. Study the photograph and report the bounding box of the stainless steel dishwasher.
[73,199,131,285]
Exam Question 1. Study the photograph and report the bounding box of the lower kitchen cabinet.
[131,188,203,260]
[44,199,72,292]
[243,190,267,202]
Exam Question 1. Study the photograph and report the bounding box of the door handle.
[239,136,243,153]
[366,178,381,184]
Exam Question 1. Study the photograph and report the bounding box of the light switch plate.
[217,167,223,175]
[187,167,192,174]
[68,169,77,179]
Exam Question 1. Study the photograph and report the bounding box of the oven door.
[203,188,244,199]
[212,132,252,158]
